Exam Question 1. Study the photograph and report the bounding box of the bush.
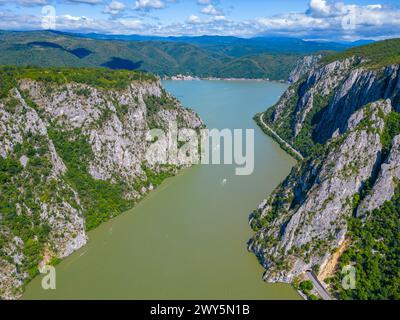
[299,280,314,294]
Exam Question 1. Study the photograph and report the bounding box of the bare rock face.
[267,57,399,155]
[249,101,389,282]
[250,52,400,288]
[0,87,88,299]
[271,57,362,144]
[315,65,400,143]
[0,76,202,299]
[288,55,322,84]
[357,134,400,216]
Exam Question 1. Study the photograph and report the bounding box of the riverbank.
[163,75,288,83]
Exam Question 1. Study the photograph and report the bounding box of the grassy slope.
[322,38,400,68]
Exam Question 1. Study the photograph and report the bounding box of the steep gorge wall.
[268,57,400,156]
[249,53,400,296]
[0,73,202,299]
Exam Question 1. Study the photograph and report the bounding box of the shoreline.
[163,75,288,84]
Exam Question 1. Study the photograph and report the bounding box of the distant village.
[164,74,288,83]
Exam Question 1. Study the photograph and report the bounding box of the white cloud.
[201,4,221,16]
[256,13,328,30]
[187,14,202,24]
[63,0,103,4]
[0,10,41,29]
[0,0,50,6]
[57,14,145,33]
[118,18,143,29]
[103,0,125,15]
[254,1,400,40]
[308,0,332,17]
[135,0,165,11]
[1,0,400,40]
[186,12,228,26]
[213,15,226,22]
[367,4,382,10]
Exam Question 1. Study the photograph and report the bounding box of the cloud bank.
[0,0,399,40]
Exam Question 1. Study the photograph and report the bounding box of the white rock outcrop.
[0,76,202,299]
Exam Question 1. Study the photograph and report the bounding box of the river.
[23,80,299,299]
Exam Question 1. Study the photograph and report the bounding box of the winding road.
[258,113,304,160]
[306,271,334,300]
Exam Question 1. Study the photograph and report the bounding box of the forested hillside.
[0,30,356,81]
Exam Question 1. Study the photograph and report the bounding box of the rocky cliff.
[249,39,400,298]
[0,67,202,299]
[288,55,322,84]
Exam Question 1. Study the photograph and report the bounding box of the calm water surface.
[23,80,299,299]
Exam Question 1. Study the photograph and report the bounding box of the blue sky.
[0,0,399,40]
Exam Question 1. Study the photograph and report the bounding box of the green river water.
[23,80,299,299]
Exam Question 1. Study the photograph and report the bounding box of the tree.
[300,280,314,294]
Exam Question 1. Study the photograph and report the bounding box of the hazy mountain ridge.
[61,31,371,55]
[0,30,363,81]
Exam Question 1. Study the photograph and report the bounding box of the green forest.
[0,31,307,80]
[331,184,400,299]
[0,134,56,285]
[0,65,155,99]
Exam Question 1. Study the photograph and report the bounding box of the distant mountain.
[334,39,375,46]
[0,30,368,80]
[58,31,368,56]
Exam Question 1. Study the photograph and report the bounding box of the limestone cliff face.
[0,74,202,299]
[357,135,400,217]
[270,57,399,154]
[249,54,400,286]
[288,55,322,84]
